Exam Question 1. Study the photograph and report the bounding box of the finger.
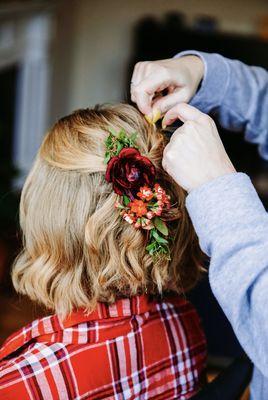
[131,62,150,103]
[130,63,145,102]
[162,145,170,173]
[131,62,145,86]
[162,142,180,173]
[132,74,170,115]
[162,103,206,127]
[152,88,188,115]
[133,89,153,115]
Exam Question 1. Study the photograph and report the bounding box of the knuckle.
[199,113,211,124]
[162,157,167,169]
[165,149,175,161]
[142,61,152,70]
[135,61,143,68]
[158,65,169,79]
[162,146,168,159]
[209,117,217,128]
[184,120,194,129]
[131,85,140,95]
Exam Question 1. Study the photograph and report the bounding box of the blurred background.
[1,0,268,390]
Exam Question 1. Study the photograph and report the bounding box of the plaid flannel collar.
[0,294,161,361]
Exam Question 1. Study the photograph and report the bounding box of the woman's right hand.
[162,103,236,193]
[130,55,204,123]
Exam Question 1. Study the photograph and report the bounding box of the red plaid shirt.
[0,294,206,399]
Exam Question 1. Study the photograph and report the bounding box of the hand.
[162,103,236,192]
[130,56,204,121]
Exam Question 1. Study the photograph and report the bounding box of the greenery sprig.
[104,128,138,164]
[116,185,172,261]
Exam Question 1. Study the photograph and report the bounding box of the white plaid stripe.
[31,320,40,338]
[156,302,179,397]
[78,323,88,344]
[122,298,131,315]
[115,336,131,399]
[57,344,80,399]
[168,303,199,394]
[15,359,36,400]
[106,341,120,400]
[131,316,149,397]
[136,315,149,400]
[24,353,54,400]
[42,317,54,334]
[128,329,140,396]
[37,343,69,399]
[62,328,73,344]
[108,303,119,318]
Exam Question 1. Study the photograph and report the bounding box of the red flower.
[105,148,156,198]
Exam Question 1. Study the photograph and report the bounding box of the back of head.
[12,103,203,317]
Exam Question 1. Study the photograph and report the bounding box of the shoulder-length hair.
[12,104,204,317]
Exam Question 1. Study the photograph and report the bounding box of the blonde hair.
[12,104,203,317]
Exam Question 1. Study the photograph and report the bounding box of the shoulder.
[0,355,31,399]
[158,294,207,345]
[0,341,70,399]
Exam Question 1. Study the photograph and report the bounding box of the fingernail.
[145,113,153,125]
[152,109,161,124]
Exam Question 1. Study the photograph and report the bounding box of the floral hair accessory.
[104,128,172,261]
[105,147,156,200]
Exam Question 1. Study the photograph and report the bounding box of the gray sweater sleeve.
[176,50,268,159]
[186,173,268,377]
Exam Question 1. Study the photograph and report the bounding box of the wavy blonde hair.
[12,104,203,317]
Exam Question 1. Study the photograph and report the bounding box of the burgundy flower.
[105,147,156,199]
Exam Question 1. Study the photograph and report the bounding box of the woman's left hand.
[162,103,236,192]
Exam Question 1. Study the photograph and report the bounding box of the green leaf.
[108,127,118,137]
[146,242,155,250]
[116,142,124,154]
[118,130,126,140]
[154,217,168,236]
[146,242,156,252]
[116,203,125,209]
[123,195,131,206]
[130,132,138,142]
[152,229,169,244]
[104,152,111,164]
[131,131,138,139]
[146,241,157,255]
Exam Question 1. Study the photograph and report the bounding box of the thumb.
[152,88,188,115]
[162,103,206,128]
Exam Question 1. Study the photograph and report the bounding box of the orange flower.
[129,199,148,217]
[137,186,154,201]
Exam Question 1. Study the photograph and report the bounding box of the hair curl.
[12,104,204,317]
